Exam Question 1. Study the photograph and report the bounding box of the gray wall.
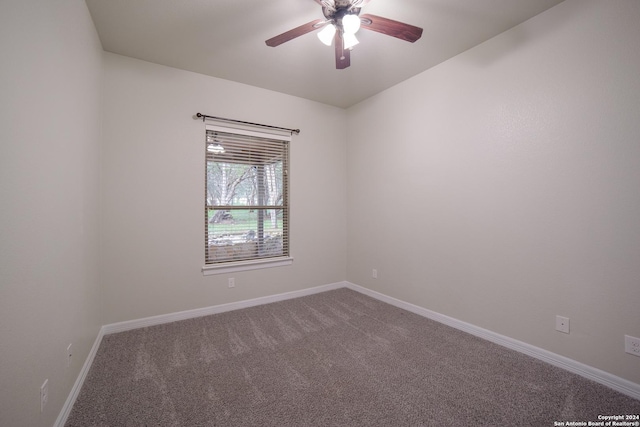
[347,0,640,384]
[99,53,348,324]
[0,1,103,425]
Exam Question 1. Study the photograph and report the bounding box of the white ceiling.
[85,0,564,108]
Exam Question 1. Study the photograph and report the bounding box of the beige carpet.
[66,288,640,426]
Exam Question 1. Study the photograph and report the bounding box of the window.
[203,121,291,274]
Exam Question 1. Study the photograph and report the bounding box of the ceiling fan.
[265,0,423,69]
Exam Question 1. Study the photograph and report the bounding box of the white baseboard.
[102,281,346,335]
[344,281,640,401]
[56,279,639,425]
[54,326,105,427]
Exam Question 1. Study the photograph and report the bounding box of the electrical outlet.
[40,379,48,412]
[372,269,377,279]
[228,278,235,288]
[67,343,73,368]
[555,315,570,334]
[625,335,640,357]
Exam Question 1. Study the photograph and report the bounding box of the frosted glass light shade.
[343,32,359,49]
[317,24,336,46]
[342,14,361,34]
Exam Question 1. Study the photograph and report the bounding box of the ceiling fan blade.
[335,32,350,69]
[265,19,324,47]
[360,14,423,43]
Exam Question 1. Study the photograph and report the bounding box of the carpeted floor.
[66,288,640,426]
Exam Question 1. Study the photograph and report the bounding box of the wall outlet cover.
[625,335,640,357]
[555,315,570,334]
[40,379,48,412]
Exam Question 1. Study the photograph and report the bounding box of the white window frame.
[202,120,292,276]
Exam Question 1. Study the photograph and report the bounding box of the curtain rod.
[196,113,300,135]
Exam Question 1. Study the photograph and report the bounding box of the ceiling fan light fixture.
[343,32,359,49]
[317,23,336,46]
[342,14,361,34]
[265,0,424,70]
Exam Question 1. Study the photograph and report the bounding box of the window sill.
[202,257,293,276]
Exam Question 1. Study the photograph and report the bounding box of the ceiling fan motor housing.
[322,0,361,25]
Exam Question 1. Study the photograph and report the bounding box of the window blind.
[205,123,290,265]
